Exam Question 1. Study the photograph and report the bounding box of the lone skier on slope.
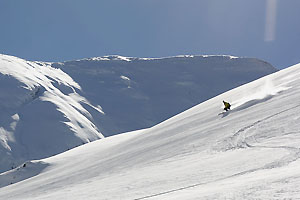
[223,100,231,111]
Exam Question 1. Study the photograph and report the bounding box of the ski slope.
[0,62,299,199]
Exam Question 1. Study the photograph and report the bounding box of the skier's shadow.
[219,110,231,118]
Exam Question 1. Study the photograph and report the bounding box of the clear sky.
[0,0,299,69]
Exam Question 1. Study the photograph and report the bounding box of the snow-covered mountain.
[0,61,299,199]
[52,55,276,136]
[0,54,275,173]
[0,54,105,173]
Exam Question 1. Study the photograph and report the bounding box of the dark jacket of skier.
[223,100,231,111]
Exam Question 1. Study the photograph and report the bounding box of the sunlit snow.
[0,54,104,172]
[0,62,299,200]
[0,53,288,200]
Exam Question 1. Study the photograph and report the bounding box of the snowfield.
[0,59,299,199]
[0,54,275,173]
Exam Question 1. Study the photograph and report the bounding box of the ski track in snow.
[222,104,300,150]
[134,147,300,200]
[131,75,300,199]
[133,105,300,200]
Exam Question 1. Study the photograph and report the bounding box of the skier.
[223,100,231,111]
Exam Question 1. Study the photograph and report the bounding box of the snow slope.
[53,55,276,136]
[0,54,275,173]
[0,54,104,173]
[0,62,299,199]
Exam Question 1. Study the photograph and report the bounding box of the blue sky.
[0,0,299,69]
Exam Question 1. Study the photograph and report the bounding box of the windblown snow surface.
[0,54,275,173]
[0,62,299,199]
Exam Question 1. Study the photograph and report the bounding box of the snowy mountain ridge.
[0,54,276,174]
[0,61,299,199]
[0,54,104,173]
[73,54,239,62]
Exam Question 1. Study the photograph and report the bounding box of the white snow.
[55,55,276,136]
[202,54,239,59]
[81,55,133,62]
[0,53,275,174]
[81,54,238,62]
[0,54,104,172]
[0,61,299,199]
[120,75,131,81]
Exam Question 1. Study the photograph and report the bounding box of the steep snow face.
[0,63,299,199]
[0,54,104,173]
[53,55,276,136]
